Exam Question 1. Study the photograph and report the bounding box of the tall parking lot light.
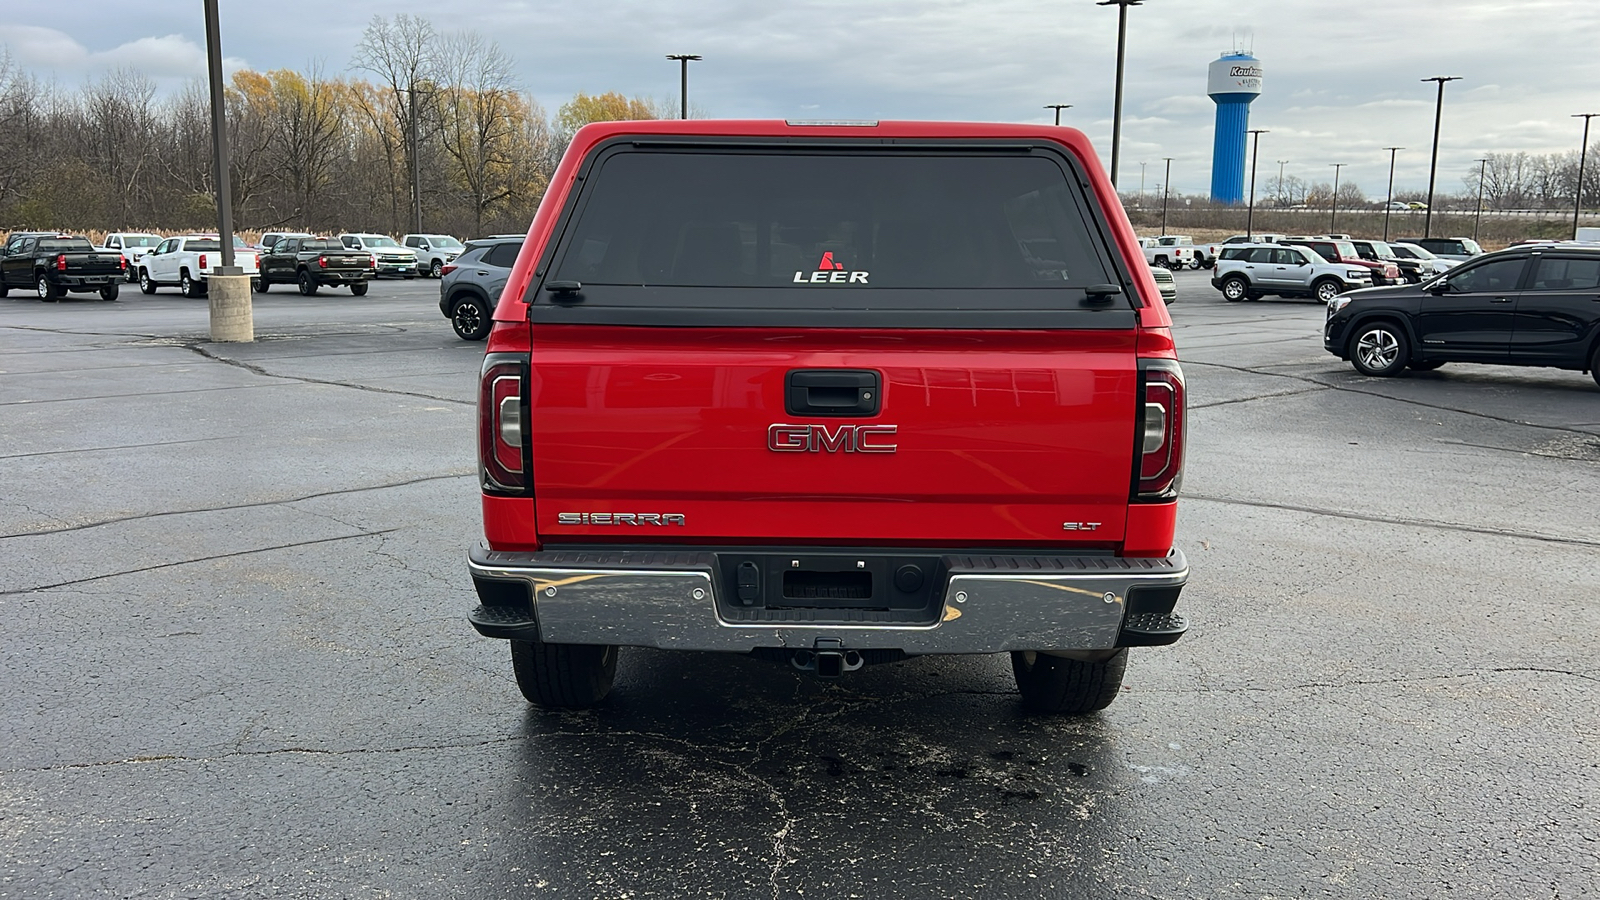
[666,54,701,120]
[1160,157,1173,236]
[203,0,250,342]
[1422,76,1462,238]
[1097,0,1143,187]
[1045,103,1072,126]
[1572,113,1599,238]
[1329,163,1346,233]
[1245,128,1268,239]
[1383,147,1403,241]
[1474,157,1488,242]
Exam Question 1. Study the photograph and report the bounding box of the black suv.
[1324,243,1600,387]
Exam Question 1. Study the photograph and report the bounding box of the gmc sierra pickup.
[467,120,1190,714]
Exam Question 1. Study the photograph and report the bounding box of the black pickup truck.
[0,233,125,300]
[254,237,373,296]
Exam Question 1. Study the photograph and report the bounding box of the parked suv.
[1212,243,1372,303]
[1325,243,1600,387]
[1292,237,1402,286]
[1399,237,1483,261]
[402,233,465,278]
[465,120,1190,714]
[438,238,519,339]
[1349,239,1423,284]
[338,233,418,278]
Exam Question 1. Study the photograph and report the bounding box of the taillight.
[119,256,127,270]
[319,256,328,268]
[198,254,207,269]
[440,264,457,277]
[368,255,376,269]
[1134,359,1186,502]
[55,254,66,271]
[479,353,527,492]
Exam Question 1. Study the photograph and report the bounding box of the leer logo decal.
[768,423,897,453]
[793,252,869,285]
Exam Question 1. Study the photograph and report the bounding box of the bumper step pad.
[1119,611,1188,646]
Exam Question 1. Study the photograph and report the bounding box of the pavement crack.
[1156,666,1598,695]
[183,341,471,406]
[0,471,473,541]
[1190,386,1329,410]
[6,734,527,776]
[1185,493,1600,549]
[0,436,234,461]
[1,529,396,596]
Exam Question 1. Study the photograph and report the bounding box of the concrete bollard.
[208,273,254,342]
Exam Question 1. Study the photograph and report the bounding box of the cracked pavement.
[1,276,1596,898]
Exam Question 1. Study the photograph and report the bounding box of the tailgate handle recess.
[786,369,880,417]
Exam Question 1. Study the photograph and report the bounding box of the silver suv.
[1211,243,1371,304]
[437,238,520,340]
[402,233,465,278]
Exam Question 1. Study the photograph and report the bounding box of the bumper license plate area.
[715,552,947,625]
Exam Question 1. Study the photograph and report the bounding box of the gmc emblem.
[768,423,897,453]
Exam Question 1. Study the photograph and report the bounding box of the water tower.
[1208,52,1264,204]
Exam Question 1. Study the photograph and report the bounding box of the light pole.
[1422,75,1462,238]
[1276,159,1288,205]
[1572,113,1599,238]
[666,54,701,120]
[1160,156,1173,236]
[202,0,250,341]
[1382,147,1402,241]
[1139,161,1147,208]
[1098,0,1143,187]
[1328,163,1346,233]
[1474,157,1489,242]
[1245,128,1268,240]
[1044,103,1072,126]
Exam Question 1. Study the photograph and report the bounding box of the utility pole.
[1276,159,1288,205]
[1044,103,1072,126]
[1329,163,1346,233]
[1422,76,1462,238]
[409,87,422,233]
[1382,147,1403,241]
[1572,113,1599,238]
[1160,157,1173,236]
[1474,157,1489,242]
[202,0,250,341]
[1098,0,1143,187]
[1139,161,1147,208]
[666,54,701,120]
[1246,128,1268,240]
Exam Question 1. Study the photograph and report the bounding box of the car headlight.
[1328,295,1354,315]
[1347,270,1368,279]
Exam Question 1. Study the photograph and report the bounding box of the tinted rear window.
[39,238,95,252]
[550,150,1112,291]
[302,240,343,252]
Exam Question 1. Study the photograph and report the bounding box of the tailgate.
[530,326,1137,544]
[64,253,122,274]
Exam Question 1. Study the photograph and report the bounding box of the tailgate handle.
[786,370,880,417]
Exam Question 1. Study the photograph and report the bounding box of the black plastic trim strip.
[527,305,1137,330]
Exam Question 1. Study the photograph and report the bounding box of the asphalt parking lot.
[2,273,1596,898]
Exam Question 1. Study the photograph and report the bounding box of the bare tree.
[351,14,437,231]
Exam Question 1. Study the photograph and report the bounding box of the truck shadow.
[483,648,1143,897]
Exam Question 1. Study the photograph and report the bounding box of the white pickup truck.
[135,235,259,297]
[100,233,163,282]
[1139,236,1193,269]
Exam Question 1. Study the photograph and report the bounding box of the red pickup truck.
[467,120,1190,714]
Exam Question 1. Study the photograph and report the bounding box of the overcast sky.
[4,0,1598,199]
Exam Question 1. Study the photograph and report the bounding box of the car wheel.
[1590,344,1600,389]
[1189,257,1204,270]
[1409,360,1445,371]
[350,282,369,296]
[510,636,617,709]
[1011,649,1127,714]
[1154,255,1169,268]
[37,275,59,301]
[429,259,443,278]
[1350,321,1410,376]
[139,270,157,294]
[252,276,269,293]
[99,283,119,301]
[179,272,201,298]
[1313,278,1343,304]
[297,271,318,296]
[0,283,8,298]
[451,296,492,340]
[1220,275,1249,302]
[126,266,139,284]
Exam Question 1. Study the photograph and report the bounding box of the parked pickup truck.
[254,236,373,296]
[1139,236,1193,269]
[1155,234,1211,269]
[100,232,162,282]
[0,233,125,300]
[136,235,259,297]
[465,120,1191,715]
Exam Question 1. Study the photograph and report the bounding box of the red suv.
[466,120,1190,714]
[1294,237,1402,286]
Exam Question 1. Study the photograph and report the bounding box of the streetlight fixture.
[1421,76,1462,238]
[1329,163,1346,233]
[666,54,702,120]
[1044,103,1072,126]
[1382,147,1403,241]
[1097,0,1143,187]
[1572,113,1599,238]
[1473,157,1489,242]
[1160,157,1173,236]
[1245,128,1268,240]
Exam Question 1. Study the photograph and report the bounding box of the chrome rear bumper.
[468,546,1187,654]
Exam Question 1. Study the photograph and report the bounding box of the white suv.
[338,233,419,278]
[1211,243,1371,304]
[402,234,465,278]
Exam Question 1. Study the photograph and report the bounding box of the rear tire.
[1220,275,1249,302]
[37,275,62,301]
[100,283,119,301]
[1590,344,1600,389]
[510,637,617,709]
[252,276,269,293]
[297,270,318,296]
[1314,278,1343,305]
[1350,321,1410,376]
[451,296,492,340]
[350,282,369,296]
[1011,649,1127,714]
[179,272,202,298]
[139,270,157,294]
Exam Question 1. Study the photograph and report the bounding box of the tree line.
[0,15,674,239]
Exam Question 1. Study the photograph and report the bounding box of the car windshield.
[1397,243,1436,259]
[363,236,401,248]
[1365,241,1397,259]
[430,236,463,248]
[38,238,95,252]
[123,235,160,248]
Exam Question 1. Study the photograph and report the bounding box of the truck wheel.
[252,276,269,293]
[0,283,8,298]
[36,275,62,301]
[179,272,202,298]
[429,259,443,278]
[1011,649,1127,714]
[1220,275,1249,302]
[510,638,617,709]
[126,266,139,283]
[139,270,157,294]
[297,271,318,296]
[1313,279,1343,304]
[350,282,369,296]
[100,283,119,301]
[1350,321,1410,376]
[1189,257,1204,270]
[1153,255,1169,268]
[1590,344,1600,389]
[451,296,492,340]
